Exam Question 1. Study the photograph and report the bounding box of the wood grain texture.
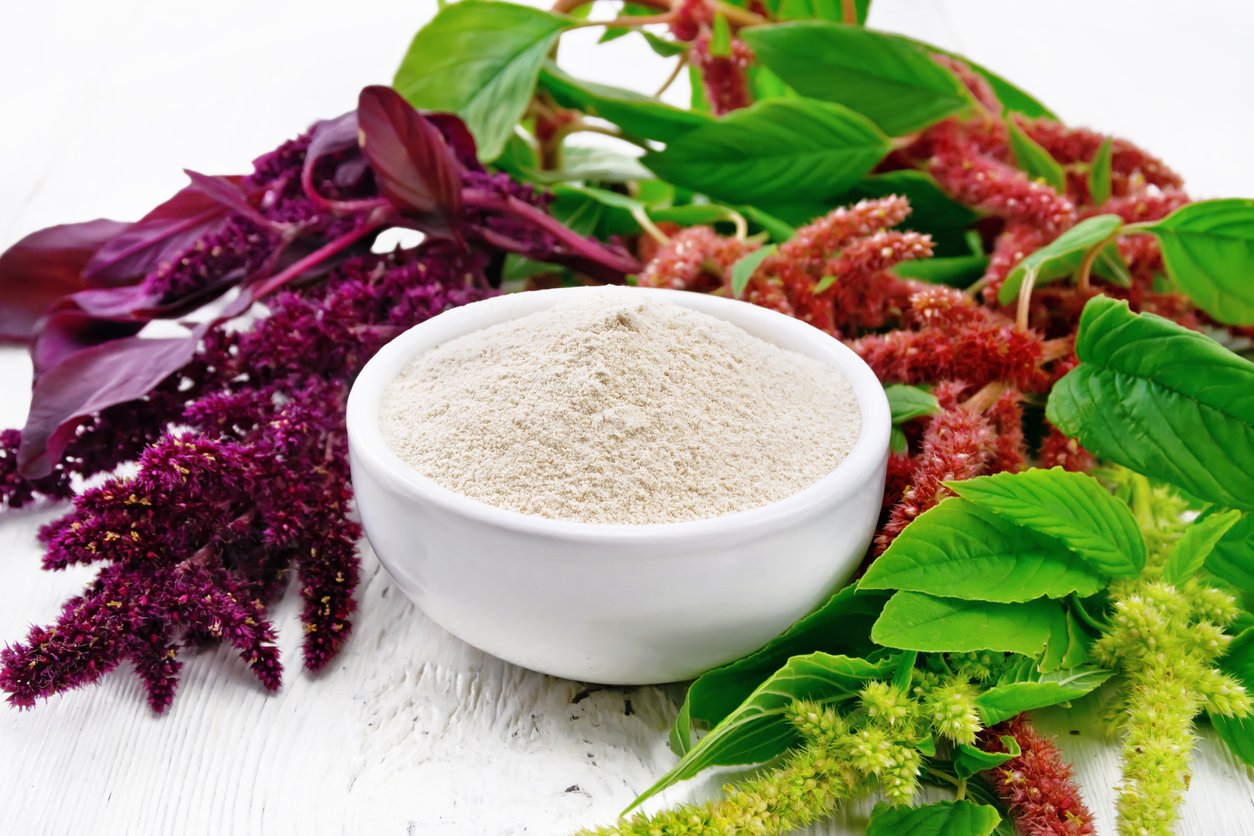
[2,1,1253,833]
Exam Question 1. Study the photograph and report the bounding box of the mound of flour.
[378,288,861,525]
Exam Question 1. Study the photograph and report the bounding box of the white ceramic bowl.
[346,286,890,684]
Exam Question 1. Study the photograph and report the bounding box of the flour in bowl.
[378,288,862,525]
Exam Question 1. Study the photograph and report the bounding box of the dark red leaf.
[31,304,145,377]
[0,219,128,342]
[184,171,270,228]
[83,186,230,285]
[356,86,462,229]
[18,331,201,478]
[427,113,481,171]
[301,112,361,205]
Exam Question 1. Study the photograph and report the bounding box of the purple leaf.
[31,304,145,377]
[356,86,462,230]
[427,113,482,171]
[18,331,201,478]
[0,219,128,342]
[301,112,360,205]
[184,171,270,228]
[83,186,230,285]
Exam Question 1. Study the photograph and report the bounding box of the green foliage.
[1005,116,1067,194]
[1162,508,1241,585]
[1088,137,1114,205]
[975,663,1114,725]
[871,592,1062,655]
[1202,509,1254,612]
[840,170,980,257]
[860,498,1106,602]
[945,467,1146,578]
[998,215,1125,304]
[1210,628,1254,766]
[1046,297,1254,511]
[393,1,570,161]
[729,245,776,297]
[866,799,1002,836]
[742,22,971,135]
[669,584,889,754]
[952,737,1019,780]
[894,255,990,287]
[633,652,895,808]
[538,64,711,142]
[885,384,941,425]
[642,98,889,204]
[1148,198,1254,325]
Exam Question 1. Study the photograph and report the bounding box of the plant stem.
[571,12,675,29]
[464,188,642,275]
[1015,264,1039,331]
[1076,230,1120,294]
[251,219,383,299]
[841,0,857,24]
[715,0,769,27]
[631,206,672,246]
[654,53,688,98]
[1068,594,1108,633]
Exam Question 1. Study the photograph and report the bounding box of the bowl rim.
[346,286,890,546]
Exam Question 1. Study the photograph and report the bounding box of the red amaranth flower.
[1016,117,1183,197]
[875,402,998,551]
[669,0,713,42]
[978,714,1096,836]
[930,53,1001,115]
[692,34,755,116]
[850,313,1048,393]
[981,222,1051,306]
[926,125,1076,234]
[636,225,754,292]
[1038,425,1095,472]
[772,196,912,277]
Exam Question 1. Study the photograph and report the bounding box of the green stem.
[1076,229,1121,293]
[1068,593,1108,633]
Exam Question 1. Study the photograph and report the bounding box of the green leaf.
[1163,509,1242,585]
[890,427,908,454]
[1039,607,1093,673]
[527,145,651,185]
[1088,137,1113,205]
[765,0,872,25]
[860,498,1105,602]
[538,64,711,143]
[747,65,800,101]
[730,245,777,297]
[841,170,980,257]
[636,652,895,809]
[710,12,732,56]
[742,22,971,135]
[1148,198,1254,325]
[1005,116,1067,194]
[998,215,1124,305]
[670,584,889,754]
[1203,509,1254,612]
[741,206,797,242]
[909,45,1055,119]
[867,800,1002,836]
[643,98,889,204]
[953,736,1020,780]
[393,2,570,161]
[871,592,1062,654]
[1210,628,1254,767]
[599,4,686,56]
[894,255,990,287]
[1046,296,1254,511]
[945,467,1147,579]
[976,663,1114,725]
[885,384,941,425]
